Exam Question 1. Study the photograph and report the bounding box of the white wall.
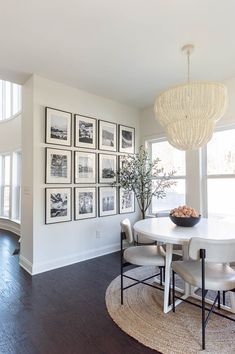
[20,75,140,275]
[0,113,21,235]
[140,77,235,213]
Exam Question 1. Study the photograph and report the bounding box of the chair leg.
[121,260,123,305]
[218,291,221,309]
[223,291,226,306]
[120,232,124,305]
[159,267,162,285]
[172,270,175,313]
[201,249,206,351]
[168,279,171,306]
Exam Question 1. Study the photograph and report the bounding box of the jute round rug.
[105,266,235,354]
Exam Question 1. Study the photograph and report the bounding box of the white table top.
[134,217,235,245]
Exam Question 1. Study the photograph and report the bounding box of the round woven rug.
[106,266,235,354]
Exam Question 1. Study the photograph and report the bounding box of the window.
[0,152,21,221]
[12,152,21,220]
[149,139,186,214]
[1,155,11,217]
[206,128,235,221]
[0,80,21,121]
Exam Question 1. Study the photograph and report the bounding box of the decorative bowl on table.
[169,206,201,227]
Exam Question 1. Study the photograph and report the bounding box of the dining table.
[134,217,235,313]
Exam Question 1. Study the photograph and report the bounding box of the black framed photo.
[119,188,135,214]
[74,151,96,184]
[46,148,72,184]
[75,187,96,220]
[98,187,117,217]
[45,107,72,146]
[98,120,117,152]
[98,153,117,183]
[74,114,97,149]
[45,187,72,224]
[119,125,135,154]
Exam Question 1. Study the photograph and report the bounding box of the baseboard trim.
[30,243,120,275]
[19,255,33,275]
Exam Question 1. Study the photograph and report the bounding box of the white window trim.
[0,80,22,122]
[0,151,21,222]
[146,136,187,216]
[202,124,235,218]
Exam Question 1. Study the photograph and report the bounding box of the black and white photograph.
[99,187,117,217]
[46,148,72,184]
[45,188,72,224]
[45,107,72,146]
[98,120,117,152]
[75,114,97,149]
[75,187,96,220]
[119,125,135,154]
[99,154,117,183]
[119,188,135,214]
[75,151,96,184]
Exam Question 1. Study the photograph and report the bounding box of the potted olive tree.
[116,146,176,219]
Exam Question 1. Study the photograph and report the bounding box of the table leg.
[182,244,191,296]
[229,292,235,313]
[164,243,173,313]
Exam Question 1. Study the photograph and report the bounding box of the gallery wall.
[20,75,140,275]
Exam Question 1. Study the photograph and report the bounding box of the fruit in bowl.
[169,205,201,227]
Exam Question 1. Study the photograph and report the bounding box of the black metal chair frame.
[172,248,235,350]
[121,231,165,305]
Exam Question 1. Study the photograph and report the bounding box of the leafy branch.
[113,146,176,218]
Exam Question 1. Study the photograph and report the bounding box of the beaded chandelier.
[154,45,227,150]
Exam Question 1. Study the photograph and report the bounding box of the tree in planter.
[116,146,176,219]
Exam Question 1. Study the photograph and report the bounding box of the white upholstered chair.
[172,237,235,350]
[120,218,165,305]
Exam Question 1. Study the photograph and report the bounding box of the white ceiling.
[0,0,235,108]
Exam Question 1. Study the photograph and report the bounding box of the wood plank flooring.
[0,230,158,354]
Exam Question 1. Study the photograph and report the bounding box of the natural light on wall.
[0,80,21,120]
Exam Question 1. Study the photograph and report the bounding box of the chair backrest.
[189,237,235,263]
[120,218,133,244]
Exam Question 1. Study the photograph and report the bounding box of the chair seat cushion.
[172,260,235,291]
[124,245,165,267]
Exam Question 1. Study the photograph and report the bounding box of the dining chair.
[120,218,165,305]
[171,237,235,350]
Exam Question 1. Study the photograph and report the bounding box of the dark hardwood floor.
[0,230,158,354]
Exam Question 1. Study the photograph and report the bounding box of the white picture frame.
[74,114,97,149]
[98,120,117,152]
[45,107,72,147]
[119,125,135,154]
[98,153,117,183]
[74,151,96,184]
[119,188,135,214]
[75,187,96,220]
[45,187,72,224]
[98,187,117,217]
[46,148,72,184]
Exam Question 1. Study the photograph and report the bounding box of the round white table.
[134,217,235,313]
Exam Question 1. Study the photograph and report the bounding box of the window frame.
[202,123,235,218]
[0,151,21,222]
[146,137,187,216]
[0,80,22,123]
